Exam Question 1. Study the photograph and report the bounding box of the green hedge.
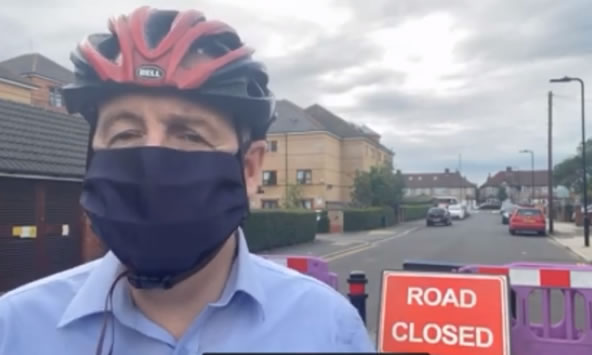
[243,210,317,252]
[317,210,330,233]
[402,195,434,205]
[401,205,430,221]
[343,206,395,232]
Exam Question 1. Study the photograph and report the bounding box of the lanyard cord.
[95,271,129,355]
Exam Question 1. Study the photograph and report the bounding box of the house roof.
[0,53,74,84]
[305,104,393,154]
[481,168,549,188]
[305,104,368,138]
[403,170,477,189]
[359,124,379,137]
[268,100,325,133]
[0,97,88,179]
[0,65,35,87]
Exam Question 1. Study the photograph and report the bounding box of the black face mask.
[81,146,249,289]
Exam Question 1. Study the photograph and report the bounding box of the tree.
[283,184,304,209]
[554,138,592,196]
[497,187,508,202]
[351,165,405,207]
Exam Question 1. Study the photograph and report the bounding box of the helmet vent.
[144,10,177,49]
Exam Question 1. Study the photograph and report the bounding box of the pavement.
[551,222,592,262]
[264,212,581,339]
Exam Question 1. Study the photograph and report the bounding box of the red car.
[509,207,546,236]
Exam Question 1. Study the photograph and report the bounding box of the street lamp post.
[550,76,589,247]
[519,149,535,203]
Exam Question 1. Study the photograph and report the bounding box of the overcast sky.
[2,0,592,185]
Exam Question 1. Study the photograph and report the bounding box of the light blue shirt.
[0,232,375,354]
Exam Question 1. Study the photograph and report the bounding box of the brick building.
[253,100,394,210]
[0,53,74,113]
[0,54,106,291]
[402,169,478,206]
[0,96,93,291]
[480,167,549,204]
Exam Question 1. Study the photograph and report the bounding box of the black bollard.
[347,271,368,324]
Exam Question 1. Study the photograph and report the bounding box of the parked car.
[463,204,471,217]
[500,204,516,225]
[426,207,452,226]
[479,201,502,210]
[433,196,459,209]
[509,207,546,236]
[448,204,466,220]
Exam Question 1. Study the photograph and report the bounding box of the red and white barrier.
[263,255,339,290]
[474,265,592,288]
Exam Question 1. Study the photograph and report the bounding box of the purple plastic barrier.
[460,263,592,355]
[328,272,339,290]
[507,261,592,270]
[305,255,330,275]
[261,255,338,290]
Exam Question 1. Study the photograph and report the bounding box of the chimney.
[445,168,450,174]
[506,166,512,172]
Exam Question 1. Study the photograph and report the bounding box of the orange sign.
[378,271,510,355]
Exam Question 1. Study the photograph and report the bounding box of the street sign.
[378,270,511,355]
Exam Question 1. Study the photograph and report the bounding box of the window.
[267,140,278,152]
[262,171,277,186]
[434,188,449,195]
[300,199,313,209]
[49,87,63,107]
[517,209,543,217]
[296,169,312,184]
[261,200,279,209]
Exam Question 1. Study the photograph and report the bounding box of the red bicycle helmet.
[62,6,275,140]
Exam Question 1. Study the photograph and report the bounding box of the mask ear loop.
[83,105,122,355]
[95,270,129,355]
[233,119,252,222]
[82,106,98,171]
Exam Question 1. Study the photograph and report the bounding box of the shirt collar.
[210,230,266,317]
[58,228,266,328]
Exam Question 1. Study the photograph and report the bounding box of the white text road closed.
[378,271,510,355]
[392,322,493,347]
[407,287,477,308]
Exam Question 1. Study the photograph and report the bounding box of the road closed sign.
[378,270,510,355]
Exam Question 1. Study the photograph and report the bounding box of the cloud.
[2,0,592,185]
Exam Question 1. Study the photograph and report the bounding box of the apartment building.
[252,100,394,210]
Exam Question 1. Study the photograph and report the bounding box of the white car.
[448,204,466,219]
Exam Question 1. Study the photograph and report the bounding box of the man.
[0,6,374,354]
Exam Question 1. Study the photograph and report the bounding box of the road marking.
[369,229,395,235]
[324,244,374,262]
[321,242,371,260]
[321,227,420,262]
[373,227,419,245]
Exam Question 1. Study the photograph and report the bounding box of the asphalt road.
[266,211,583,337]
